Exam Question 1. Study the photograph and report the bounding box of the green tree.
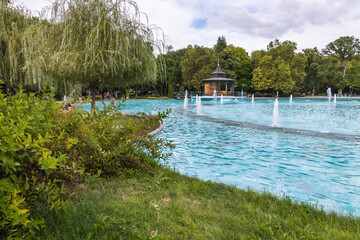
[180,45,216,91]
[274,58,293,94]
[252,55,274,91]
[251,50,266,69]
[219,45,253,92]
[291,53,307,92]
[0,4,38,91]
[162,48,186,96]
[252,40,305,95]
[303,48,322,94]
[228,45,253,91]
[214,36,227,55]
[322,36,360,78]
[317,56,343,92]
[46,0,160,111]
[345,59,360,94]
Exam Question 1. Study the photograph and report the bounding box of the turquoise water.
[82,98,360,215]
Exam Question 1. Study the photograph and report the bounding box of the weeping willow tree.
[0,2,54,92]
[0,3,29,90]
[45,0,161,111]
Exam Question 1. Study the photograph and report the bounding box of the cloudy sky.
[14,0,360,54]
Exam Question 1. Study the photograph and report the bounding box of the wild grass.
[34,168,360,239]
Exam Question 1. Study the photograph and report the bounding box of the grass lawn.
[34,167,360,239]
[31,114,360,239]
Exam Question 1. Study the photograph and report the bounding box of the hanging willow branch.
[44,0,164,111]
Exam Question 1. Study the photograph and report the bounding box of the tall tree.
[346,59,360,94]
[46,0,160,111]
[252,40,305,95]
[228,45,253,91]
[214,36,227,55]
[162,48,186,94]
[252,55,274,92]
[219,45,253,92]
[317,56,343,92]
[322,36,360,78]
[181,45,216,91]
[303,48,322,94]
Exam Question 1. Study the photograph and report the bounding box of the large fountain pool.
[83,98,360,215]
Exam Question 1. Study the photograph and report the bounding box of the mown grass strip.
[35,168,360,239]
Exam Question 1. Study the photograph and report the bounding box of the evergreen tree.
[214,36,227,55]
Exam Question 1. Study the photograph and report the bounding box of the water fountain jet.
[183,90,188,109]
[272,99,279,127]
[196,97,202,115]
[220,94,224,104]
[327,87,332,102]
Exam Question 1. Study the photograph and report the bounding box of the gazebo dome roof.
[202,64,235,82]
[211,64,226,76]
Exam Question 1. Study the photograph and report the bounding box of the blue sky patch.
[191,18,208,29]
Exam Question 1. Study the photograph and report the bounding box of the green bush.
[0,85,173,238]
[0,87,71,238]
[168,85,173,99]
[179,86,185,96]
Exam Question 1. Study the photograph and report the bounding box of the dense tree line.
[162,36,360,96]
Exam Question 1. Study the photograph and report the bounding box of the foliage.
[161,48,186,95]
[179,86,185,96]
[303,48,322,94]
[167,85,173,99]
[181,45,216,91]
[322,36,360,63]
[0,3,44,92]
[346,60,360,91]
[317,56,344,91]
[252,39,306,94]
[220,45,253,91]
[43,0,161,111]
[0,85,173,238]
[321,36,360,92]
[0,86,71,238]
[214,36,227,55]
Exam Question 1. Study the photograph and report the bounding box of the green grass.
[34,168,360,239]
[111,114,159,134]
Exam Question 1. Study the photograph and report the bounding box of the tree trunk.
[90,85,97,112]
[160,82,163,97]
[135,85,138,98]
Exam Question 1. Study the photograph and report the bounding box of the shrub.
[179,86,185,96]
[0,85,173,238]
[168,85,173,99]
[0,87,71,238]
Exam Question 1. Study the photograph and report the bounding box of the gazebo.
[202,64,235,96]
